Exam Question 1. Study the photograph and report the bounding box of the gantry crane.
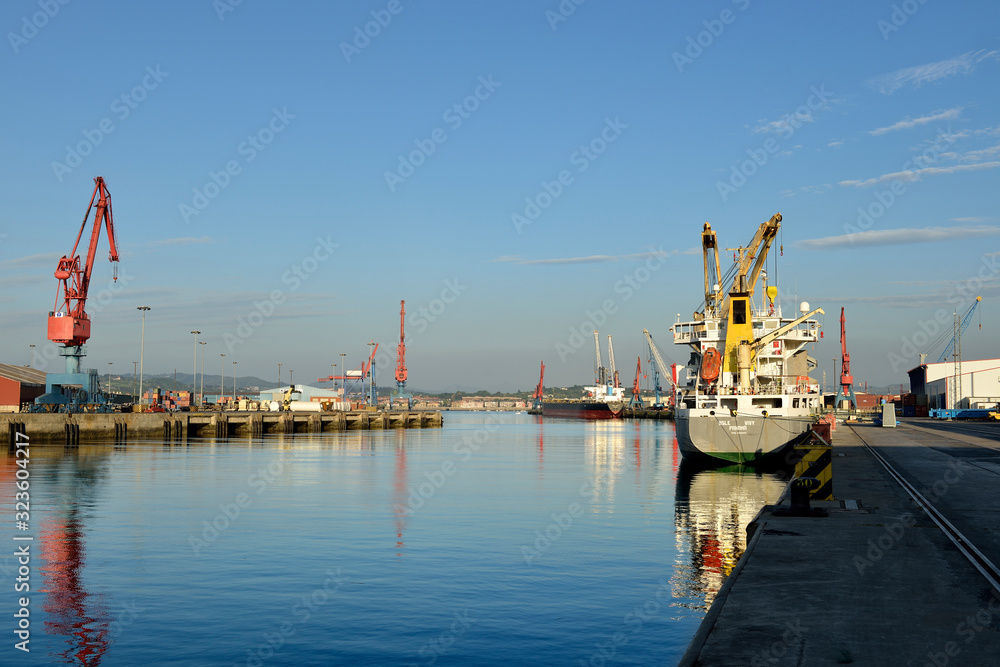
[834,307,857,410]
[35,177,120,411]
[531,361,545,410]
[390,300,412,409]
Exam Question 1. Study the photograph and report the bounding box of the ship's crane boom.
[714,213,781,320]
[751,307,824,351]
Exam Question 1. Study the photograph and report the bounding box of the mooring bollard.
[774,477,828,517]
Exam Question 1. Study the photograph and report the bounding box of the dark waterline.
[2,412,787,666]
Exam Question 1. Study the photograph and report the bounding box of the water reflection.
[673,459,789,609]
[33,454,115,665]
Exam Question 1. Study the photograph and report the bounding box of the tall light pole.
[107,362,113,401]
[340,353,346,396]
[199,342,207,409]
[137,306,150,403]
[133,361,138,403]
[191,331,201,408]
[290,370,294,388]
[277,362,282,389]
[28,344,35,367]
[220,353,226,409]
[233,361,237,400]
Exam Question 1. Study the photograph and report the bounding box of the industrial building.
[0,364,47,412]
[907,358,1000,410]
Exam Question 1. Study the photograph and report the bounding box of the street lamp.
[107,362,113,400]
[340,353,346,395]
[191,331,201,408]
[137,306,150,403]
[199,342,207,409]
[220,353,226,410]
[28,344,35,367]
[277,362,282,389]
[133,361,138,403]
[233,361,237,400]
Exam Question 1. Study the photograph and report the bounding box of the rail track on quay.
[853,421,1000,594]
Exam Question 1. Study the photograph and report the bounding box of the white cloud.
[839,161,1000,188]
[867,50,998,94]
[949,216,998,223]
[796,225,1000,250]
[827,140,844,148]
[957,143,1000,162]
[0,252,62,268]
[752,111,815,136]
[869,107,962,136]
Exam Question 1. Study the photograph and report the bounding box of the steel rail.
[855,429,1000,594]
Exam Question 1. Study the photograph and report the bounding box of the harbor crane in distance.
[834,307,857,410]
[629,356,644,408]
[531,361,545,411]
[643,329,672,410]
[390,300,412,410]
[593,331,606,385]
[936,296,982,363]
[35,176,120,412]
[608,335,620,388]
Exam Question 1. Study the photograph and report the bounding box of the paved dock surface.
[681,420,1000,666]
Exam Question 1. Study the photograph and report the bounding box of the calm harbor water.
[3,412,788,666]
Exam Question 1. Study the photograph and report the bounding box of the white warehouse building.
[907,358,1000,410]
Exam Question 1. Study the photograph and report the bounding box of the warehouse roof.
[0,364,47,386]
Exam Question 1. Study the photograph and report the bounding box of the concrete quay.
[680,421,1000,667]
[4,410,442,446]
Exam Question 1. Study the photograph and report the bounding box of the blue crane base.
[32,346,110,412]
[390,384,412,410]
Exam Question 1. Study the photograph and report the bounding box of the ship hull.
[675,411,814,463]
[542,401,624,420]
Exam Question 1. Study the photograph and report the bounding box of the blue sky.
[1,1,998,392]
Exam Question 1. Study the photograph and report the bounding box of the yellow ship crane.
[720,212,782,319]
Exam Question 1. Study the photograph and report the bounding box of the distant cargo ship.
[541,332,625,420]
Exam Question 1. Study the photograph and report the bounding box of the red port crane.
[396,300,407,386]
[531,361,545,410]
[834,307,857,410]
[49,176,120,347]
[630,356,644,408]
[36,177,120,411]
[391,300,412,409]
